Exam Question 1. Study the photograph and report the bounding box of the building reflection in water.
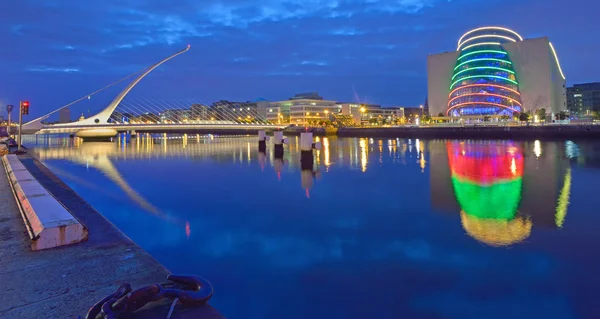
[430,139,572,247]
[26,133,578,247]
[447,141,532,247]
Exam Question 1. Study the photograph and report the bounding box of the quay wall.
[337,125,600,140]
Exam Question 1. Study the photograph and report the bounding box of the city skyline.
[1,0,598,118]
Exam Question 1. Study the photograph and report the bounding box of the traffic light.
[20,101,29,115]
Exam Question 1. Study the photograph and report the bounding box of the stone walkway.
[0,156,221,318]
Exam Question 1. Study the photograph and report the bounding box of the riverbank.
[337,124,600,139]
[0,155,221,318]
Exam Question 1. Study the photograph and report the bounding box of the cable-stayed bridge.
[22,45,285,139]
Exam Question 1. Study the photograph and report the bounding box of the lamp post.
[6,104,13,137]
[360,107,366,126]
[419,104,423,117]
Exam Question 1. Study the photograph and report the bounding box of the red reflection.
[185,221,191,239]
[447,142,523,184]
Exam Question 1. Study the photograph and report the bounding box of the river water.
[26,134,600,319]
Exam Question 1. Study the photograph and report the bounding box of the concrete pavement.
[0,156,168,318]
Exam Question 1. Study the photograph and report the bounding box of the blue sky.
[0,0,597,117]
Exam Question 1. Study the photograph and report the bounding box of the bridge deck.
[34,123,285,135]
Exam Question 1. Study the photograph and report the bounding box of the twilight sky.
[0,0,598,118]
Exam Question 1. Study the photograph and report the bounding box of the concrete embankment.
[338,125,600,139]
[0,155,222,318]
[3,155,88,251]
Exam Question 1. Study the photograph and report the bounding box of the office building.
[566,82,600,116]
[159,109,191,123]
[190,104,210,120]
[427,26,567,119]
[59,108,71,123]
[267,92,338,125]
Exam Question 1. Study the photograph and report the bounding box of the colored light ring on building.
[450,75,518,91]
[457,26,523,49]
[460,211,532,247]
[549,42,566,80]
[448,83,521,99]
[461,42,502,51]
[454,58,513,71]
[452,66,515,81]
[457,35,518,51]
[457,50,508,61]
[449,93,522,107]
[450,88,521,104]
[447,102,521,115]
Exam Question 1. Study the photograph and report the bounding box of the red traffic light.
[21,100,30,115]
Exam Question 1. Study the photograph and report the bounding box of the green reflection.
[451,176,522,220]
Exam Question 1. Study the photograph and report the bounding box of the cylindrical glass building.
[447,27,524,117]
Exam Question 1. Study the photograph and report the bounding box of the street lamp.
[419,104,423,117]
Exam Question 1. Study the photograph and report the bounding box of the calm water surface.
[26,135,600,319]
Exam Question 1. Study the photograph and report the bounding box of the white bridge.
[23,45,284,139]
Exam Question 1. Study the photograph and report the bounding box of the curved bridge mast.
[23,45,190,131]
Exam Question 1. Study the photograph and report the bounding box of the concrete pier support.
[300,132,321,151]
[273,131,287,159]
[300,132,322,198]
[75,128,118,142]
[258,130,269,152]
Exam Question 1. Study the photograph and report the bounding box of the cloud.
[10,25,24,35]
[300,60,328,66]
[27,66,81,73]
[368,0,442,13]
[329,27,366,36]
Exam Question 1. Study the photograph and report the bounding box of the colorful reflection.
[447,141,532,246]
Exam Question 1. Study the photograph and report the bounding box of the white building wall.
[427,51,460,116]
[503,37,566,115]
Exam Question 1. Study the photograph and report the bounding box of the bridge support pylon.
[75,128,118,142]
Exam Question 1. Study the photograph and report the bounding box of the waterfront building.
[134,112,160,124]
[361,104,404,125]
[190,104,210,120]
[427,26,567,119]
[159,109,190,123]
[566,82,600,116]
[210,100,257,122]
[267,92,338,125]
[403,107,425,122]
[254,98,270,121]
[59,108,71,123]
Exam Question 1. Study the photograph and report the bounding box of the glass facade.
[448,27,523,117]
